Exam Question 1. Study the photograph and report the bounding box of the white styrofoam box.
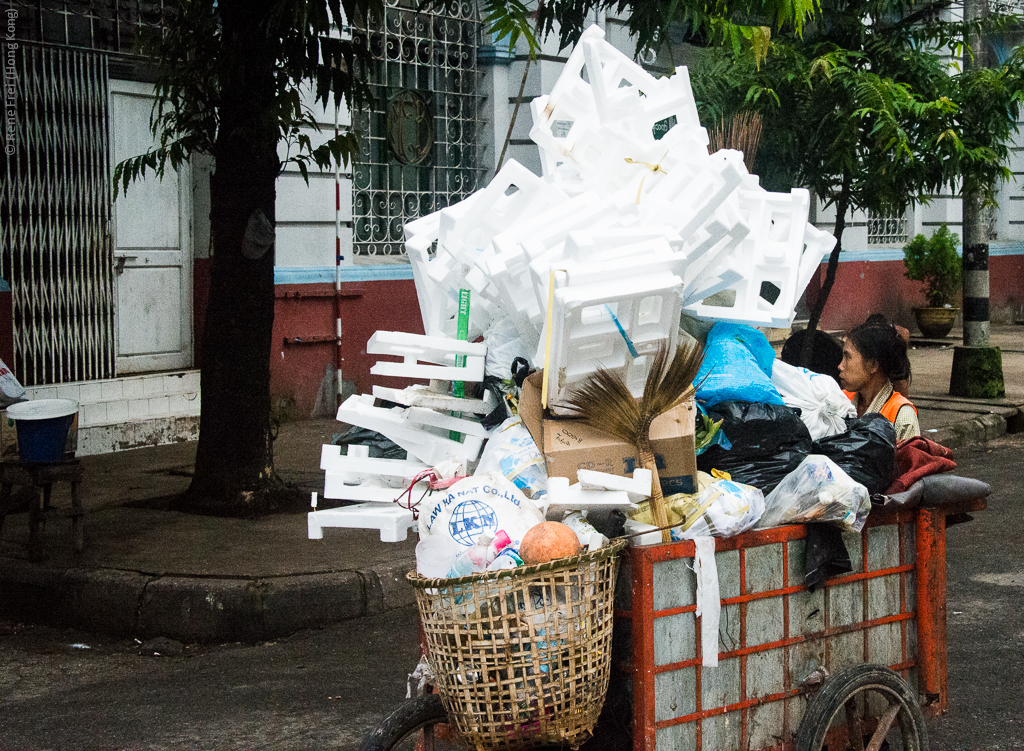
[686,187,811,327]
[337,394,484,466]
[643,148,747,241]
[308,503,415,542]
[367,331,486,383]
[545,272,684,407]
[372,384,495,414]
[577,468,653,503]
[544,477,637,519]
[580,35,662,125]
[442,160,568,266]
[682,262,745,309]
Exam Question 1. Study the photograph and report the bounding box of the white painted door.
[109,80,193,374]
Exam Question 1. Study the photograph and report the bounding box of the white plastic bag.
[474,416,548,499]
[417,472,545,550]
[757,455,870,533]
[483,316,531,381]
[0,357,25,408]
[671,479,764,540]
[770,360,855,441]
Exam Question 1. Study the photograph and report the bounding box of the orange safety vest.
[843,388,918,423]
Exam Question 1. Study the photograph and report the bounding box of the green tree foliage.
[688,0,1024,345]
[903,224,963,307]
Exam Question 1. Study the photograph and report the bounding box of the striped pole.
[335,103,344,406]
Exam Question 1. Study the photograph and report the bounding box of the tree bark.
[799,183,852,367]
[186,0,281,508]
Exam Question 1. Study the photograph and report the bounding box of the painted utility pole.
[951,0,1006,397]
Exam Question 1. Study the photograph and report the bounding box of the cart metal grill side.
[614,499,986,751]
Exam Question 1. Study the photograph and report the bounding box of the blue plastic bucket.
[7,399,79,463]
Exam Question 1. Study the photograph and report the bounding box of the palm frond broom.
[562,342,705,543]
[708,110,763,174]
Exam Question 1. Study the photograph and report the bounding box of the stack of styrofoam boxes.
[309,332,494,542]
[310,22,838,541]
[400,24,835,412]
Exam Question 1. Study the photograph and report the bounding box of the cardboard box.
[519,371,697,495]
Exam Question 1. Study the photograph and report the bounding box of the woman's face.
[839,338,878,392]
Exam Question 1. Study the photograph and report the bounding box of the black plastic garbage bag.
[331,425,406,459]
[811,414,897,495]
[697,401,813,495]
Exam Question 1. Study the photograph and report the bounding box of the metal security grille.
[2,0,168,53]
[0,43,115,385]
[867,210,909,246]
[351,0,486,260]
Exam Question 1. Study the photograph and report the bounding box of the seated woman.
[839,319,920,441]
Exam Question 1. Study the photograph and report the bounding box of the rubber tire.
[358,693,453,751]
[794,664,928,751]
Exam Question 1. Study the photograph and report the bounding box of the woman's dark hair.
[848,318,911,382]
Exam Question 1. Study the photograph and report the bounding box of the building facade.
[1,1,1021,455]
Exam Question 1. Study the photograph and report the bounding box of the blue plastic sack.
[695,323,785,407]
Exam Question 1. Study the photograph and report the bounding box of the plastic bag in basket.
[756,455,871,533]
[418,472,545,550]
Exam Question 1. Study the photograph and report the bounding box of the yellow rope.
[624,154,669,204]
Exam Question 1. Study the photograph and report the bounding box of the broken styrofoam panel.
[679,211,751,301]
[367,331,486,383]
[682,263,745,309]
[577,468,653,504]
[337,394,484,466]
[323,472,425,503]
[308,503,415,543]
[320,443,428,478]
[796,222,837,292]
[544,273,684,409]
[372,384,495,414]
[543,476,637,520]
[400,406,491,438]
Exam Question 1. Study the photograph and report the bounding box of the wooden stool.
[0,460,85,560]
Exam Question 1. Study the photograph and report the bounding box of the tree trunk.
[799,183,851,368]
[186,0,281,509]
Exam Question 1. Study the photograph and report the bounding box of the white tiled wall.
[24,370,201,429]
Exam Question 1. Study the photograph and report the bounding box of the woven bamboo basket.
[407,538,626,750]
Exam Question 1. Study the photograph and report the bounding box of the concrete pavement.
[0,325,1021,643]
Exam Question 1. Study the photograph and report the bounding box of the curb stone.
[0,557,416,644]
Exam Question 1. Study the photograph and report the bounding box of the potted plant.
[902,224,962,338]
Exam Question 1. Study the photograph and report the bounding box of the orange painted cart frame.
[615,497,985,751]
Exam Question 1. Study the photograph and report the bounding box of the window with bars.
[3,0,167,52]
[867,210,909,245]
[350,0,486,261]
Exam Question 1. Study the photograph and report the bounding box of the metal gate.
[351,0,486,260]
[0,42,115,386]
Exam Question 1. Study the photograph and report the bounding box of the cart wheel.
[794,664,928,751]
[358,693,466,751]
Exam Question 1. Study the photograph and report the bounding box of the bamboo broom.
[562,342,704,543]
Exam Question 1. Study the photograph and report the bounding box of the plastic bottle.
[486,547,525,571]
[562,511,607,550]
[447,530,512,577]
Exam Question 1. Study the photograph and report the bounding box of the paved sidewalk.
[0,325,1021,643]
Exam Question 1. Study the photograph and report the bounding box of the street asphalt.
[0,325,1020,643]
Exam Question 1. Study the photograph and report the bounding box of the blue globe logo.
[448,500,498,546]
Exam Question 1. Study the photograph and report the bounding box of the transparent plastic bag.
[474,416,548,499]
[670,479,765,540]
[757,455,871,533]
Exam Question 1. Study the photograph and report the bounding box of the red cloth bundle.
[885,436,956,494]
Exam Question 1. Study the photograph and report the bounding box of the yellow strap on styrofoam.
[541,269,558,409]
